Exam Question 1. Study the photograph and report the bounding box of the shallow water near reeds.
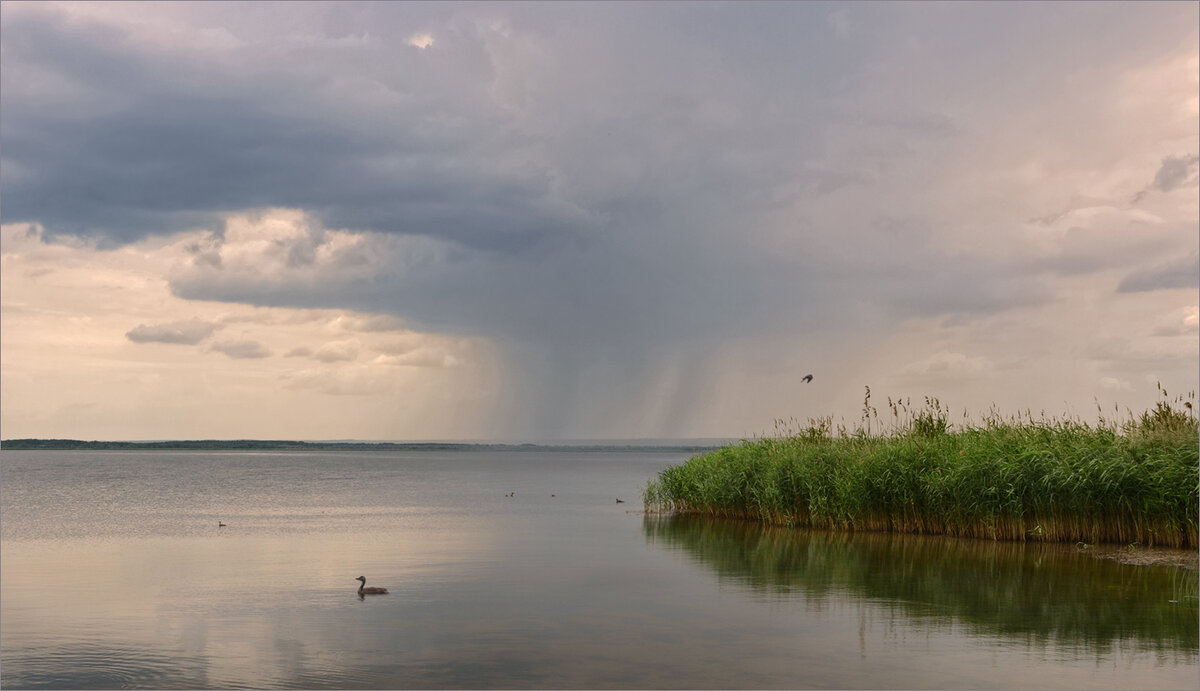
[2,449,1197,689]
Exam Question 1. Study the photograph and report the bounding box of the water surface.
[2,449,1196,689]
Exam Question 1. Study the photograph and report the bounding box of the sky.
[1,1,1197,442]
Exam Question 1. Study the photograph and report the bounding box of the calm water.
[1,449,1196,689]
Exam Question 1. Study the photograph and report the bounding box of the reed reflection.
[644,514,1199,655]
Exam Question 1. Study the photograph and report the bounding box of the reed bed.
[644,388,1199,547]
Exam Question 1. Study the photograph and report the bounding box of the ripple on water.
[2,635,376,690]
[2,643,210,689]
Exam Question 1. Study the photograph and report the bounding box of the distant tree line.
[0,438,718,453]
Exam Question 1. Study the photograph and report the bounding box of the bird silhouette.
[355,576,388,595]
[802,374,813,383]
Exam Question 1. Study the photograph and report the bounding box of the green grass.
[644,388,1199,547]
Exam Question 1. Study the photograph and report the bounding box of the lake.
[1,448,1196,689]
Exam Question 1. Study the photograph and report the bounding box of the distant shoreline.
[0,438,727,453]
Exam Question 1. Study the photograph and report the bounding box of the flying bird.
[802,374,813,383]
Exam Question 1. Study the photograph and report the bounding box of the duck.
[355,576,388,595]
[218,521,226,527]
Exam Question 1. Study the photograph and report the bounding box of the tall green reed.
[644,389,1199,547]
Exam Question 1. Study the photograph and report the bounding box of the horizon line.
[0,437,737,450]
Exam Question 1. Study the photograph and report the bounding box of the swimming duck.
[355,576,388,595]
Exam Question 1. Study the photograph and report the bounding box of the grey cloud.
[1152,154,1199,193]
[0,6,587,251]
[6,2,1197,437]
[185,234,224,268]
[1087,336,1198,369]
[169,220,802,348]
[375,333,434,355]
[166,210,1054,360]
[880,262,1052,320]
[210,340,271,359]
[375,349,456,368]
[1133,154,1199,203]
[285,341,360,362]
[0,2,934,255]
[312,341,359,363]
[1029,214,1183,280]
[339,315,408,333]
[126,320,220,345]
[1117,253,1200,293]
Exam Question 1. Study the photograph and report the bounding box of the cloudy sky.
[2,1,1197,441]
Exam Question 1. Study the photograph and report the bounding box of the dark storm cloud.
[0,5,585,250]
[1117,253,1200,293]
[4,2,1196,437]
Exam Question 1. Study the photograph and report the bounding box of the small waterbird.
[802,374,813,383]
[355,576,388,595]
[218,521,226,527]
[615,498,624,503]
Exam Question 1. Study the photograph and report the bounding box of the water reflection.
[644,515,1199,656]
